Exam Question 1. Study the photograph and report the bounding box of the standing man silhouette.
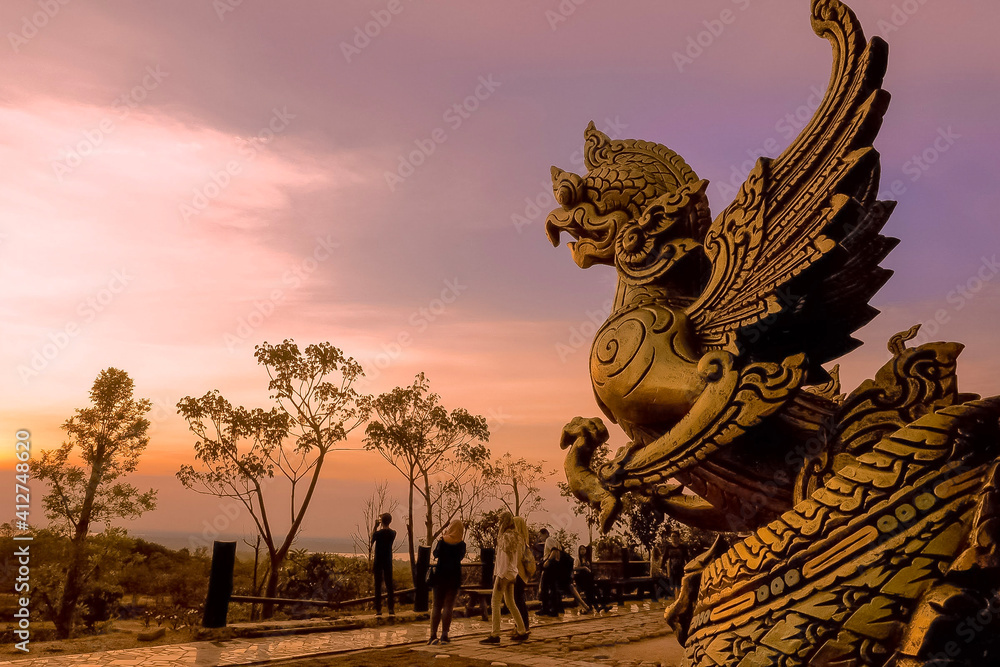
[371,513,396,616]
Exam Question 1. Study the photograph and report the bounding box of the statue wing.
[686,0,897,379]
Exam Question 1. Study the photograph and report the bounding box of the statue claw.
[560,416,623,532]
[597,494,622,534]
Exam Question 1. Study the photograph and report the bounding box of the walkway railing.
[201,540,661,628]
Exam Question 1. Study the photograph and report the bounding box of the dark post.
[414,544,431,612]
[480,547,495,588]
[619,547,630,605]
[203,541,237,628]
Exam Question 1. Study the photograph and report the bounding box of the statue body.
[548,2,1000,665]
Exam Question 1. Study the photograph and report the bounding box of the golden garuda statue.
[550,1,1000,664]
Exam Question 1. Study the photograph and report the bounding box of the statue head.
[545,123,711,287]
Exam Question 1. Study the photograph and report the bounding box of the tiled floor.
[1,604,664,666]
[412,601,677,667]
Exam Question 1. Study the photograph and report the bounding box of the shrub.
[80,582,123,631]
[281,553,388,603]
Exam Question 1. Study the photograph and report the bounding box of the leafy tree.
[466,508,505,556]
[35,368,157,638]
[487,453,550,518]
[654,515,729,556]
[621,495,665,556]
[593,534,625,560]
[177,340,369,618]
[119,556,147,605]
[365,373,490,578]
[553,527,580,554]
[163,552,211,609]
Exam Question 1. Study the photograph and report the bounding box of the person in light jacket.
[512,516,535,628]
[480,511,528,644]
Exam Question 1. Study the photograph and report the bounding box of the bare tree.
[241,534,266,621]
[434,463,493,530]
[351,481,400,567]
[177,340,369,618]
[488,453,551,518]
[364,373,490,578]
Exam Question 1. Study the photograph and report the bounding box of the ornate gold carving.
[546,0,1000,665]
[888,325,922,355]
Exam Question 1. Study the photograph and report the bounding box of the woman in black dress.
[428,520,466,644]
[574,544,608,612]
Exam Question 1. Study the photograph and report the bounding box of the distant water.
[132,530,361,555]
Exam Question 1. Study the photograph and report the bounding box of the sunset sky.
[2,0,999,547]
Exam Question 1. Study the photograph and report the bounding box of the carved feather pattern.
[686,0,896,375]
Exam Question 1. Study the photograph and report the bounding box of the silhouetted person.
[665,533,686,598]
[574,544,608,612]
[428,520,466,644]
[650,545,671,600]
[371,513,396,616]
[537,527,563,616]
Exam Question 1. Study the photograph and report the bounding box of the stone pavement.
[411,600,679,667]
[0,601,678,666]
